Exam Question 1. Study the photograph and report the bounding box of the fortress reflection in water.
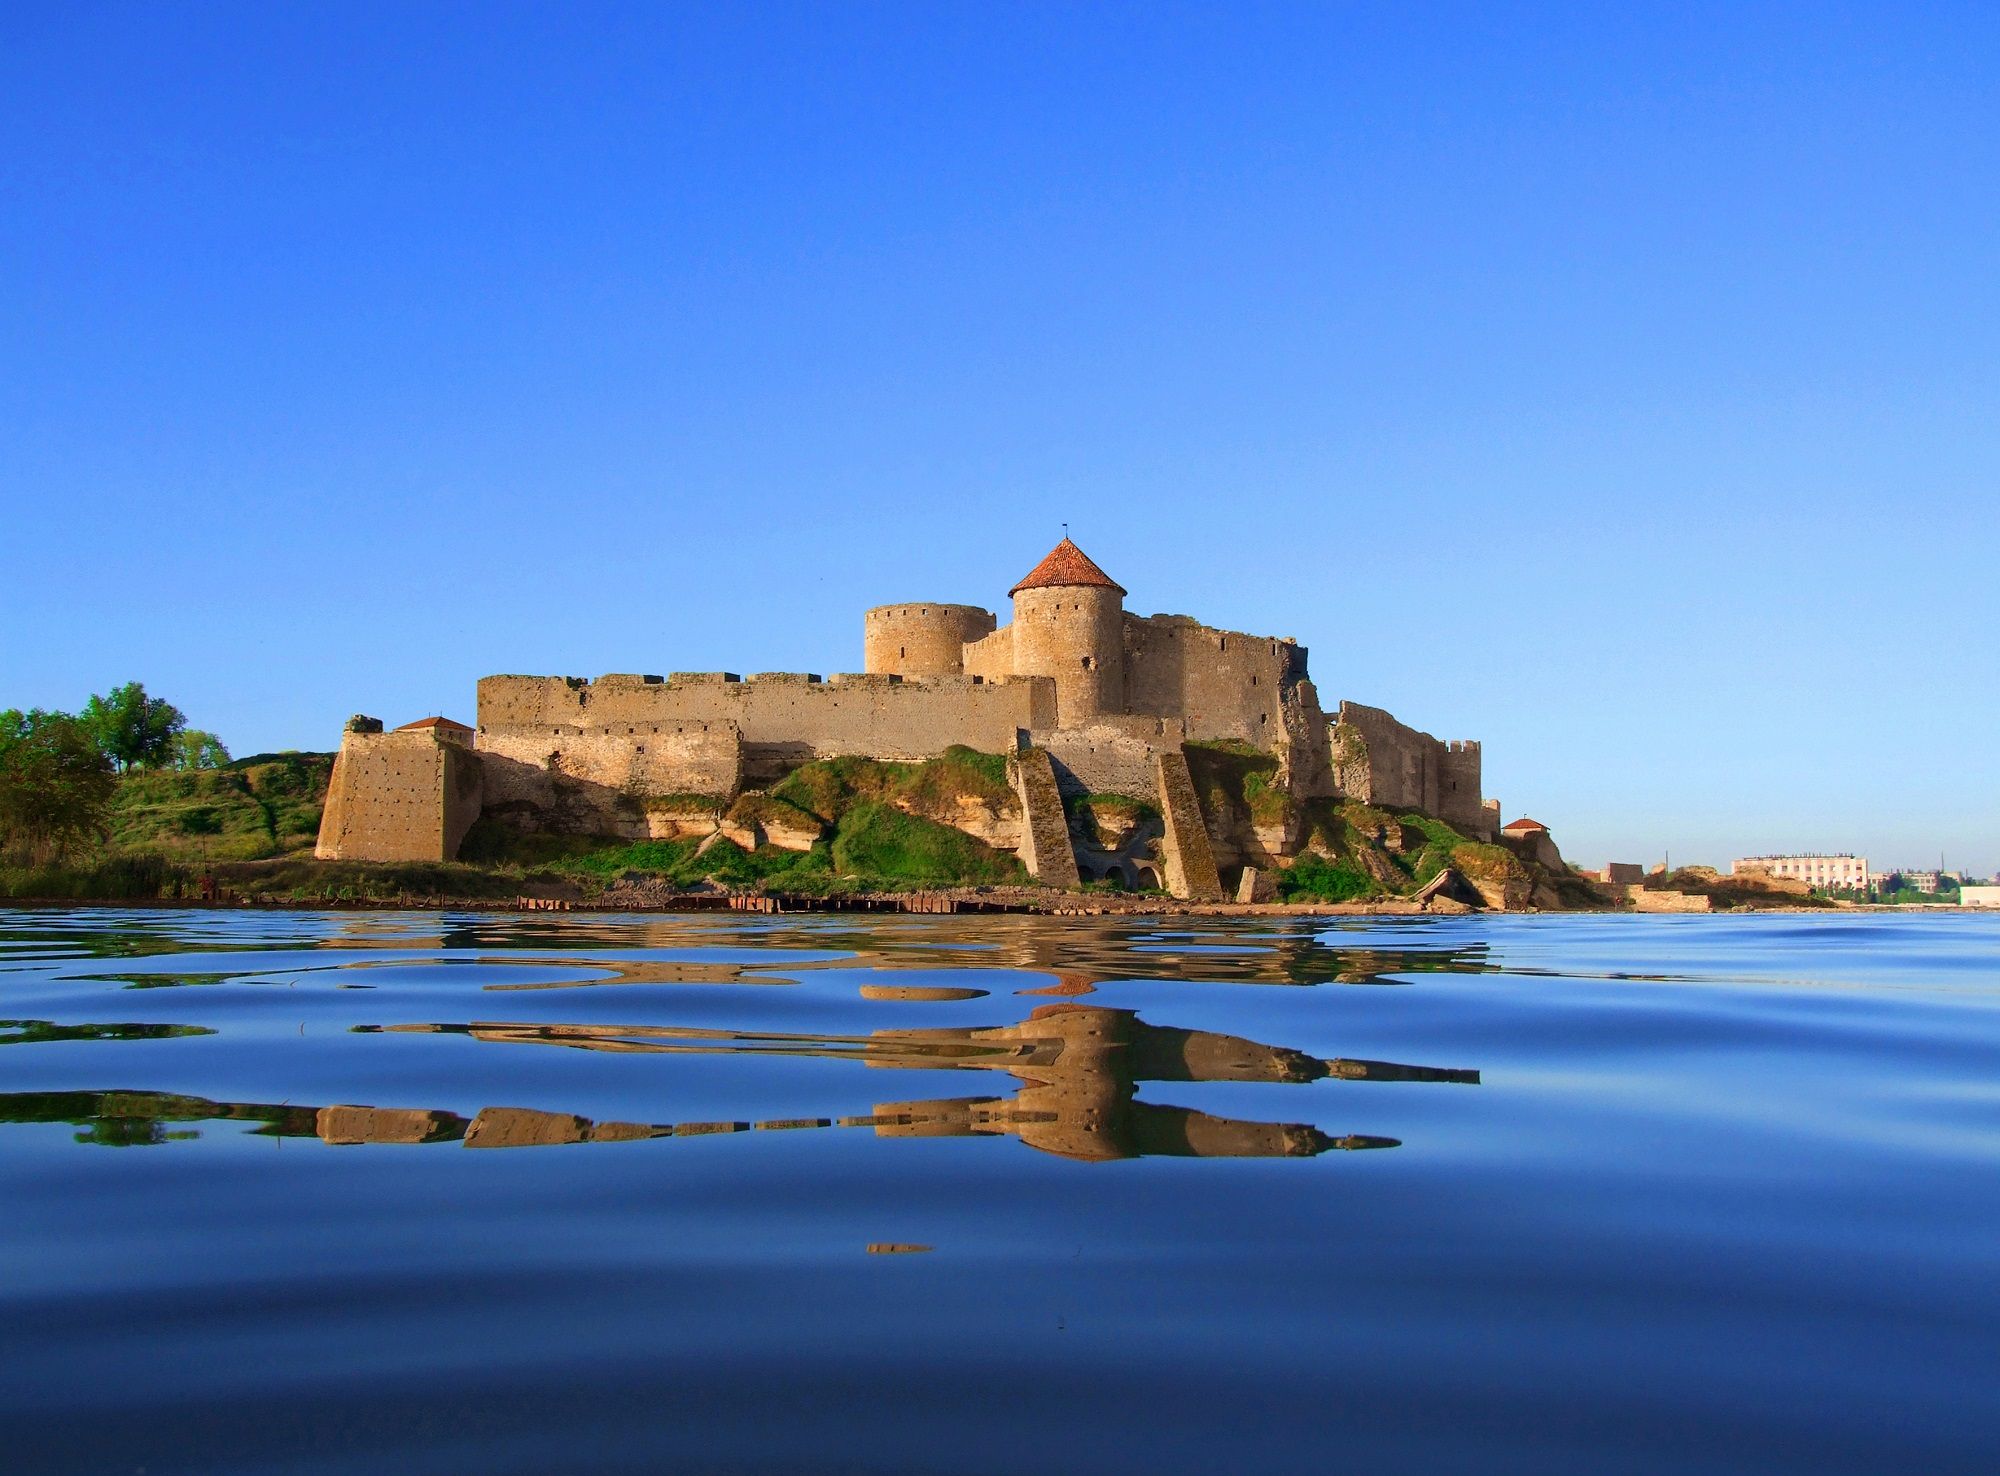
[0,915,1491,1161]
[1,998,1476,1162]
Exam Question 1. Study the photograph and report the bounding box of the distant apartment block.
[1893,870,1948,894]
[1733,854,1869,891]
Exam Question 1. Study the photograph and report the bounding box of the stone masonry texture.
[1154,749,1224,902]
[1009,748,1082,889]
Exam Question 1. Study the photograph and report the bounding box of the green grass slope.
[105,754,333,862]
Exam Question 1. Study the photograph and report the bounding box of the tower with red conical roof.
[1007,536,1126,723]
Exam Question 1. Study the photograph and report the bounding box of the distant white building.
[1961,885,2000,908]
[1734,854,1870,892]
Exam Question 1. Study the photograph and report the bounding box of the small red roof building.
[1009,537,1127,598]
[1501,817,1550,836]
[396,716,473,733]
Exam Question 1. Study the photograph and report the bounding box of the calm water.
[2,908,1997,1474]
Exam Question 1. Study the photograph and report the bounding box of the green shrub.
[1275,854,1376,903]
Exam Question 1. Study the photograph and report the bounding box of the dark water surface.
[3,908,1998,1473]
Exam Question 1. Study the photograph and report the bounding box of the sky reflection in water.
[1,908,1998,1474]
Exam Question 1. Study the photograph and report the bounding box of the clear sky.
[3,2,1996,874]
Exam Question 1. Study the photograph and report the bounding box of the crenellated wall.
[961,623,1015,683]
[478,670,1056,788]
[1121,615,1308,745]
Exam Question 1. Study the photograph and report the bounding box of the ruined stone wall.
[863,603,996,678]
[1274,678,1335,800]
[316,729,483,862]
[1121,615,1308,747]
[1331,701,1485,832]
[1331,701,1435,811]
[478,671,1054,788]
[1010,585,1124,724]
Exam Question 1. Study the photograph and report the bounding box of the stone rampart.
[961,623,1014,682]
[477,722,744,838]
[1332,701,1486,835]
[478,671,1055,788]
[1034,717,1184,798]
[1122,615,1308,745]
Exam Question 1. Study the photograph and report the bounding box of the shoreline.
[3,892,1976,918]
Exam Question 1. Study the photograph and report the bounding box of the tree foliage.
[79,682,186,772]
[0,709,117,861]
[171,730,231,770]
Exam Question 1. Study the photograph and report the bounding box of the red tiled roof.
[1008,537,1126,597]
[397,716,473,732]
[1502,817,1549,834]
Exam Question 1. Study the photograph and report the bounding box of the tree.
[171,730,231,770]
[0,709,117,861]
[79,682,185,772]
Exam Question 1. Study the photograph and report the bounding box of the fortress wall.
[1036,719,1184,798]
[1333,701,1484,827]
[441,744,484,858]
[1121,615,1306,745]
[1332,701,1436,811]
[863,603,996,678]
[478,722,744,811]
[478,672,1054,778]
[316,729,482,862]
[962,624,1015,683]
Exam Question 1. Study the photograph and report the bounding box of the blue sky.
[3,2,1996,873]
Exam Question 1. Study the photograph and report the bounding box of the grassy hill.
[502,747,1029,894]
[106,753,334,862]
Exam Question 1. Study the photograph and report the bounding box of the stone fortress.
[317,537,1507,899]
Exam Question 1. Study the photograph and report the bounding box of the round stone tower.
[1008,537,1127,724]
[863,602,997,678]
